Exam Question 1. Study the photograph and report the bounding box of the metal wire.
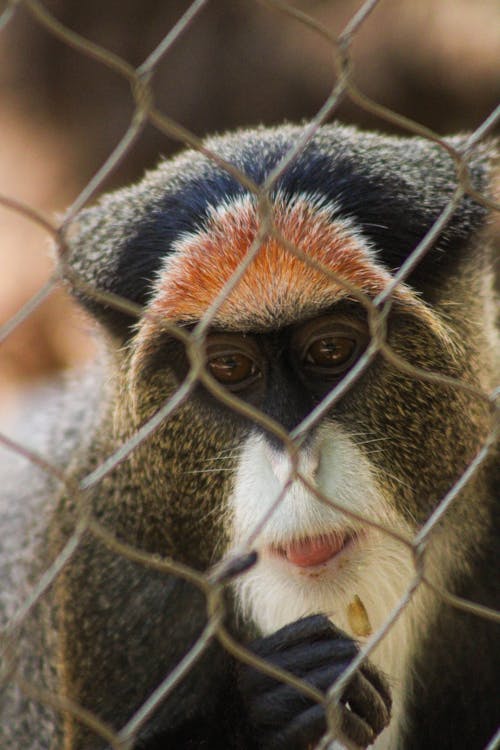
[0,1,498,748]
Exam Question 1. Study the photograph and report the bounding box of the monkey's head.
[64,124,497,638]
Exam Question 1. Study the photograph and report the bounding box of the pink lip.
[270,530,356,568]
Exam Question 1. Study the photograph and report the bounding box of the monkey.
[0,122,498,750]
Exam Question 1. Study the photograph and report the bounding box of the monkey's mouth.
[268,530,359,569]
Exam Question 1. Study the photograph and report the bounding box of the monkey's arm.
[138,614,391,750]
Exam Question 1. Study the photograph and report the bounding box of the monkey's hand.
[238,614,391,750]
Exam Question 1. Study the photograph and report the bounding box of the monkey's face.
[128,188,489,645]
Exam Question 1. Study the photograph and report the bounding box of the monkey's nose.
[262,441,320,484]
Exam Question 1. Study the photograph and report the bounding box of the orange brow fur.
[147,195,398,330]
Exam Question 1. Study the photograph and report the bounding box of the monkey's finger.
[342,670,391,736]
[249,614,349,657]
[263,703,326,750]
[359,660,392,712]
[339,701,375,749]
[239,638,357,694]
[247,664,349,727]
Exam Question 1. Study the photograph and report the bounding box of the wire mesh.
[0,1,498,749]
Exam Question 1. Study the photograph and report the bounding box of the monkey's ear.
[61,185,171,341]
[400,136,498,297]
[59,145,228,340]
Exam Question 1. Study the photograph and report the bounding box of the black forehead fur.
[66,123,491,335]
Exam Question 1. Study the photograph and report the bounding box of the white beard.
[227,425,435,749]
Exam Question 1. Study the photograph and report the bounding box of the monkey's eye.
[304,335,357,372]
[205,336,262,392]
[294,316,368,383]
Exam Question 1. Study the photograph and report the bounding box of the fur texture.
[0,123,497,750]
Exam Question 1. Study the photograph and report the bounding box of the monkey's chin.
[264,529,363,576]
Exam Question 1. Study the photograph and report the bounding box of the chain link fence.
[0,1,499,748]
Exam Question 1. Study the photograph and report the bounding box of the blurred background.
[0,0,499,417]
